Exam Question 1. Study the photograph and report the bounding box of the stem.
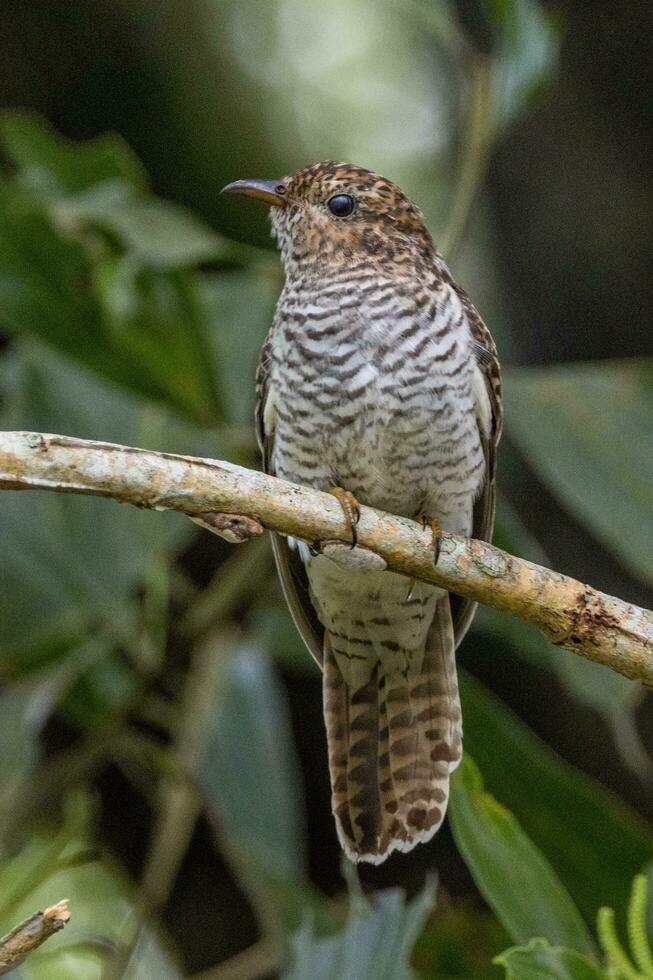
[628,875,653,978]
[0,900,70,975]
[598,907,640,980]
[440,55,495,260]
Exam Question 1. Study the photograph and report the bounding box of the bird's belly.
[273,364,484,534]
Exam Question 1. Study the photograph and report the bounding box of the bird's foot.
[328,486,361,548]
[405,515,441,599]
[321,488,381,570]
[188,512,264,544]
[418,514,442,565]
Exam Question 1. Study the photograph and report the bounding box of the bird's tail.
[322,594,462,864]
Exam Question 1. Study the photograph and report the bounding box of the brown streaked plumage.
[223,161,502,863]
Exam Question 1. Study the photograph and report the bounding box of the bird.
[222,162,502,864]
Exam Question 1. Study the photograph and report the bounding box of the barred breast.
[270,265,485,536]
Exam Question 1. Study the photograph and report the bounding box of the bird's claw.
[328,487,361,548]
[405,516,441,599]
[418,514,442,565]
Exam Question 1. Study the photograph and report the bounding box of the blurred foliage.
[492,874,653,979]
[459,672,653,931]
[283,883,435,980]
[495,939,606,980]
[0,793,181,979]
[506,361,653,587]
[203,645,307,883]
[0,0,651,977]
[596,874,653,980]
[0,112,226,425]
[450,756,596,956]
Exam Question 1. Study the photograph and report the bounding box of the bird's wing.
[448,282,503,647]
[255,327,325,668]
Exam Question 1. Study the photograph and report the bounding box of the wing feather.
[255,327,324,668]
[448,282,503,647]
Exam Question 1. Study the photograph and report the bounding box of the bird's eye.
[327,194,355,217]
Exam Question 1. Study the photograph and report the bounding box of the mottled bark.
[1,431,651,685]
[0,900,70,975]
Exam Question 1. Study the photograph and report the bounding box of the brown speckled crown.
[270,161,436,273]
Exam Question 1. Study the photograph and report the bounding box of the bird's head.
[222,161,436,277]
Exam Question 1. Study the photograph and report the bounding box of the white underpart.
[269,278,485,534]
[268,271,485,670]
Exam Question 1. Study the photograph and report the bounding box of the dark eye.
[327,194,355,217]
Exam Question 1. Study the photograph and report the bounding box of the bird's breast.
[270,280,484,529]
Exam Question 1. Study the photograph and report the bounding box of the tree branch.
[1,430,652,685]
[0,899,70,975]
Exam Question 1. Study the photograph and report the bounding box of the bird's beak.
[220,178,286,207]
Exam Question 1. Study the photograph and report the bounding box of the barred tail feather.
[323,595,462,864]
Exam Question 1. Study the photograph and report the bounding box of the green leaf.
[0,347,195,662]
[0,154,224,424]
[283,885,434,980]
[460,672,653,932]
[645,863,653,944]
[477,497,652,782]
[484,0,559,129]
[120,927,183,980]
[0,179,101,359]
[202,644,306,880]
[6,337,221,457]
[505,360,653,585]
[0,110,146,197]
[0,113,232,422]
[0,685,41,825]
[94,262,224,424]
[199,270,277,427]
[496,938,606,979]
[56,181,227,268]
[449,755,596,955]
